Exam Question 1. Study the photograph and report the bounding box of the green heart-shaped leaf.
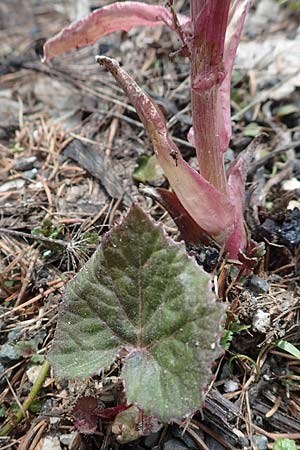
[48,205,225,420]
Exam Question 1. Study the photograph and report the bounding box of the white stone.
[252,309,270,333]
[39,436,61,450]
[224,379,239,393]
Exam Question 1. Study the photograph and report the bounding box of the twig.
[0,280,64,319]
[0,227,68,249]
[232,69,300,120]
[19,419,48,450]
[172,419,209,450]
[0,360,50,437]
[251,423,300,441]
[15,248,39,307]
[192,421,237,450]
[248,140,300,175]
[112,112,194,148]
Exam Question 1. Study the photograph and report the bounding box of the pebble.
[39,436,61,450]
[163,438,189,450]
[238,435,249,447]
[252,309,271,333]
[49,417,60,425]
[15,156,37,171]
[59,432,77,446]
[0,179,25,192]
[0,343,18,363]
[172,427,205,449]
[252,434,268,450]
[283,177,300,191]
[224,379,239,393]
[205,436,226,450]
[7,329,22,343]
[35,181,43,189]
[26,365,42,384]
[255,416,264,427]
[23,168,38,179]
[224,148,235,167]
[144,431,161,448]
[246,275,269,294]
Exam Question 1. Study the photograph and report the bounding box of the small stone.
[144,430,161,448]
[283,177,300,191]
[224,379,239,393]
[39,436,61,450]
[163,438,189,450]
[0,343,18,363]
[255,416,264,427]
[59,432,76,446]
[172,428,205,449]
[26,365,42,384]
[252,434,268,450]
[15,156,37,171]
[224,148,235,167]
[293,131,300,142]
[205,436,226,450]
[7,329,22,343]
[246,275,269,294]
[35,181,43,189]
[41,399,53,414]
[219,361,231,379]
[49,417,60,425]
[0,179,25,192]
[238,435,249,447]
[252,309,271,333]
[23,168,38,179]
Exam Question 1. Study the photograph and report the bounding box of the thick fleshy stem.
[190,0,231,193]
[191,87,228,193]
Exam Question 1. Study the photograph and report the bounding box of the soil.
[0,1,300,450]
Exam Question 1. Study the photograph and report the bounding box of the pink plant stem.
[190,0,231,194]
[191,88,227,193]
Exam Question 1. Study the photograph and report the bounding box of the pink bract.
[43,2,189,61]
[43,0,252,259]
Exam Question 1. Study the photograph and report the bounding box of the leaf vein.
[69,287,128,343]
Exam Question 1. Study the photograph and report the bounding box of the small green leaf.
[29,400,42,414]
[49,205,224,420]
[276,104,298,117]
[112,405,140,443]
[133,154,164,183]
[112,405,161,443]
[273,438,297,450]
[220,330,233,350]
[229,322,250,333]
[220,322,250,351]
[277,340,300,360]
[10,144,24,153]
[243,123,262,137]
[289,1,300,11]
[9,403,19,413]
[31,354,45,364]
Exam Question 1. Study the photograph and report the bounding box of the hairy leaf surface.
[48,206,224,420]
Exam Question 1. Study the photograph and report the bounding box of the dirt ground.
[0,1,300,450]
